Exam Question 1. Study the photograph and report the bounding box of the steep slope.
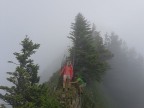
[48,71,112,108]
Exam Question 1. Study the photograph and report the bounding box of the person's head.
[74,74,79,79]
[67,61,71,66]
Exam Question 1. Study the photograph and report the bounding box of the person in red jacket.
[61,60,73,91]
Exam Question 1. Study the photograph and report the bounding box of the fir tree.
[92,24,112,61]
[0,36,40,107]
[69,13,93,80]
[69,13,109,82]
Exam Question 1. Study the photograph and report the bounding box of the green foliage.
[80,81,112,108]
[21,83,60,108]
[0,37,40,107]
[14,36,40,84]
[0,37,41,107]
[67,13,113,108]
[68,13,111,83]
[92,25,112,61]
[0,37,61,108]
[69,13,96,80]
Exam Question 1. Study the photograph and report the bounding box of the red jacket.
[61,65,73,80]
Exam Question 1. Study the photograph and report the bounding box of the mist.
[102,33,144,108]
[0,0,144,107]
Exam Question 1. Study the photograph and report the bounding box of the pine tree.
[69,13,108,82]
[0,36,40,107]
[69,13,92,79]
[92,24,112,61]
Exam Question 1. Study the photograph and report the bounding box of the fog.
[0,0,144,107]
[100,32,144,108]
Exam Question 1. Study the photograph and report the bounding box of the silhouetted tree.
[103,33,144,108]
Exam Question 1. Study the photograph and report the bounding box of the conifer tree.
[92,24,112,61]
[0,36,40,107]
[69,13,109,82]
[69,13,93,80]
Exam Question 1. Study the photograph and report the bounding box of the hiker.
[71,75,86,95]
[61,60,73,91]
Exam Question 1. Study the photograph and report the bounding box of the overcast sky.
[0,0,144,86]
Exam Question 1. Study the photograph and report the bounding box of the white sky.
[0,0,144,86]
